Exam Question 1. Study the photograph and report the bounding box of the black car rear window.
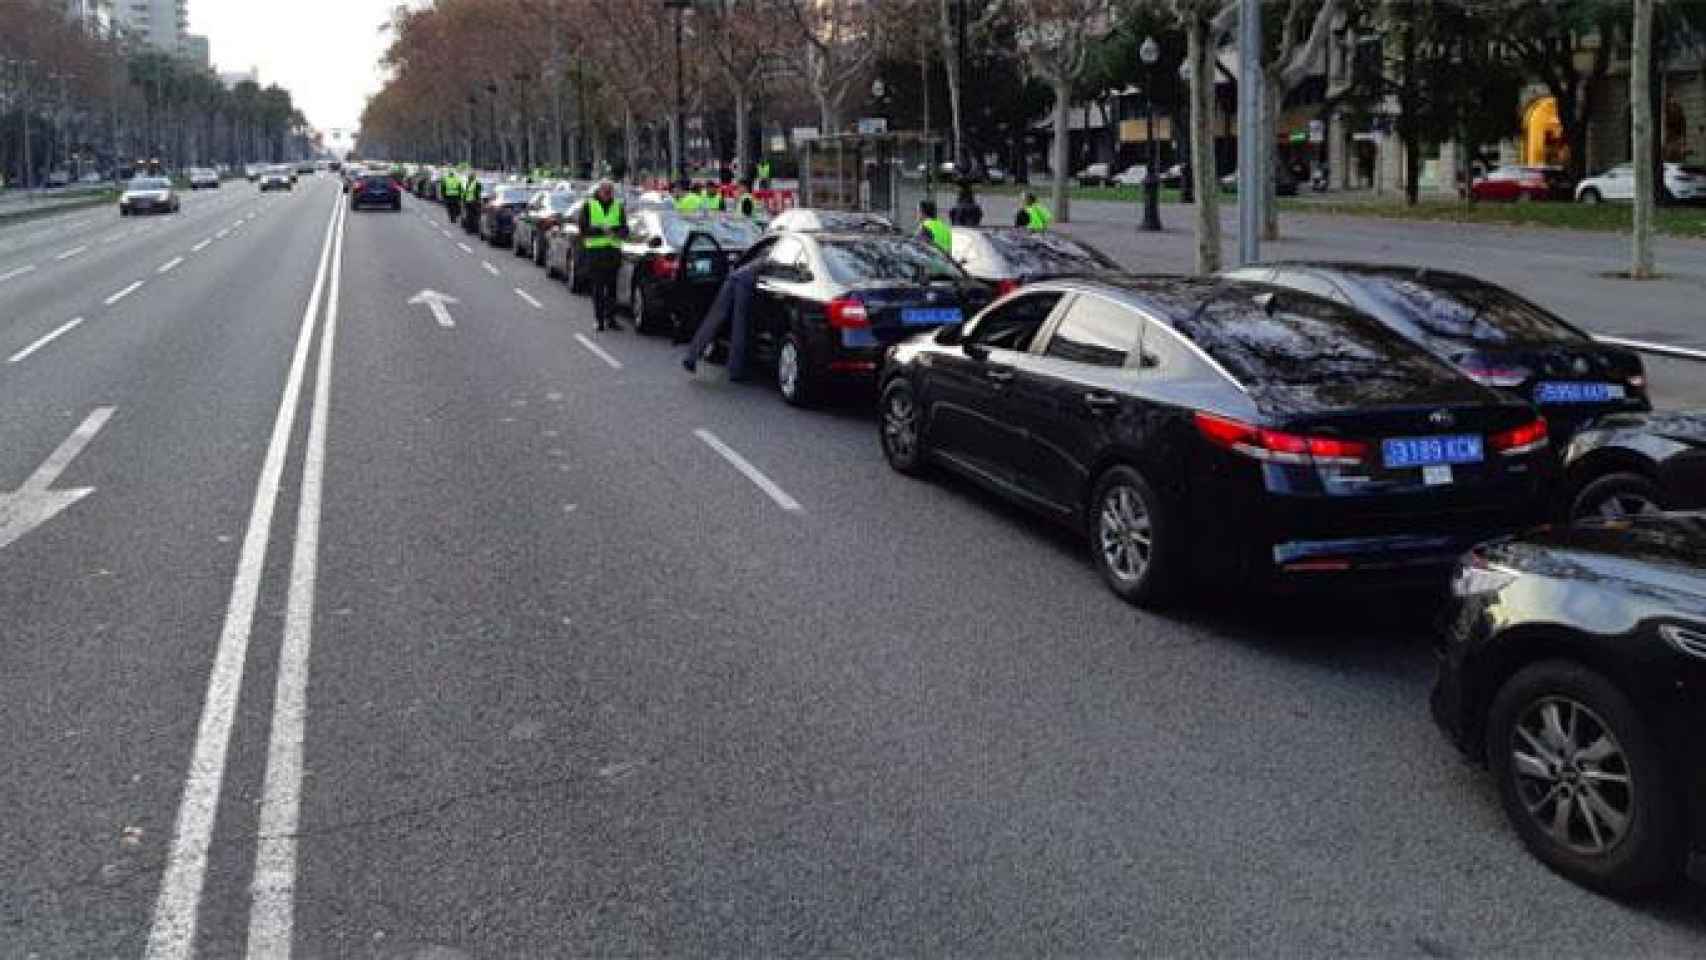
[1176,290,1455,388]
[819,238,963,283]
[983,230,1120,275]
[1354,275,1586,346]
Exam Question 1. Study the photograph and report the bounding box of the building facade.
[113,0,189,55]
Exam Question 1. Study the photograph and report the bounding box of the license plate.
[1382,435,1484,469]
[1534,381,1625,404]
[900,307,962,327]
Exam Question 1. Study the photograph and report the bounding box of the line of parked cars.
[1469,161,1706,204]
[393,162,1705,897]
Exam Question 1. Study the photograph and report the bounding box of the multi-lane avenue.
[3,176,1703,957]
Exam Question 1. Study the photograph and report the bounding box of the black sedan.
[949,227,1126,296]
[765,208,898,235]
[878,278,1556,606]
[461,179,499,234]
[479,184,536,247]
[742,231,994,405]
[349,173,402,211]
[1559,409,1706,520]
[1220,264,1650,441]
[1432,514,1706,896]
[512,187,576,267]
[543,198,591,293]
[616,210,765,338]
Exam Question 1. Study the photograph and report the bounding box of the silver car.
[119,176,180,215]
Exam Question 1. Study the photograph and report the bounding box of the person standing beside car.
[442,170,462,222]
[916,199,952,254]
[1015,192,1052,231]
[579,179,629,332]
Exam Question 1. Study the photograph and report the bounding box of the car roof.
[1256,261,1487,288]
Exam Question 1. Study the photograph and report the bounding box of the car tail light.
[1489,417,1548,456]
[1628,374,1647,390]
[994,278,1021,297]
[1194,412,1370,466]
[1460,363,1529,388]
[647,256,678,280]
[826,298,869,329]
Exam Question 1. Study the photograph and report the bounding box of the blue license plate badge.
[1534,381,1625,404]
[1382,435,1484,469]
[900,307,962,327]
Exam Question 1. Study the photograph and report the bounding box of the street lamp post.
[1139,36,1162,232]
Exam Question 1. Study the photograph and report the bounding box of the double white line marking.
[145,190,345,960]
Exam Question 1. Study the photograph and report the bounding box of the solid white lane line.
[143,191,343,960]
[693,429,803,512]
[192,238,212,252]
[0,264,36,282]
[514,288,542,309]
[54,245,88,260]
[456,241,473,254]
[481,261,500,276]
[104,280,144,305]
[215,228,230,239]
[247,190,345,960]
[157,256,184,275]
[1595,334,1706,363]
[7,317,85,363]
[573,333,624,370]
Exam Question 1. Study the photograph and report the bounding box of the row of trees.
[0,0,311,186]
[361,1,1693,275]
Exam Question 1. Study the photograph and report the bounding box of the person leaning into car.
[579,179,629,332]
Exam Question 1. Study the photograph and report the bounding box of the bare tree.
[1013,0,1115,222]
[1175,0,1222,272]
[775,0,883,133]
[1631,0,1655,278]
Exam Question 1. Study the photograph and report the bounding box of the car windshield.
[1177,289,1454,389]
[546,192,576,212]
[982,230,1120,274]
[1354,275,1586,346]
[819,238,964,284]
[495,187,532,204]
[660,215,762,248]
[130,178,170,190]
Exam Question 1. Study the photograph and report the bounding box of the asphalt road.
[2,178,1703,958]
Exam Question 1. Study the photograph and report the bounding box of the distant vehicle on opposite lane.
[259,166,293,192]
[878,277,1555,606]
[118,176,180,215]
[187,167,221,190]
[1433,514,1706,897]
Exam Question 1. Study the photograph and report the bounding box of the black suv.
[351,174,402,212]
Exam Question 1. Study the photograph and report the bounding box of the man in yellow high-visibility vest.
[578,179,629,332]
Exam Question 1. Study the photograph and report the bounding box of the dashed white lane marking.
[0,264,36,282]
[481,261,500,276]
[456,241,473,254]
[143,190,344,960]
[233,219,245,228]
[514,288,542,309]
[54,245,88,260]
[693,428,803,512]
[573,333,624,370]
[440,229,452,239]
[104,280,144,305]
[246,184,346,960]
[7,317,84,363]
[192,239,212,252]
[157,256,185,274]
[215,229,230,239]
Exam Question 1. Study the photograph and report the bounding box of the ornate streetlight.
[1139,36,1162,232]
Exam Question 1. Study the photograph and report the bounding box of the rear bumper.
[1265,530,1502,586]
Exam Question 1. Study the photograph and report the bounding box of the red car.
[1470,166,1573,203]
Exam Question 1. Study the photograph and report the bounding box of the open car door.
[673,229,732,338]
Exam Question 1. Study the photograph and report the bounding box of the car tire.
[631,279,653,334]
[776,333,813,407]
[534,235,546,267]
[546,247,561,280]
[119,208,129,217]
[1580,188,1603,204]
[1088,465,1180,608]
[879,378,928,476]
[1568,471,1665,522]
[1486,660,1683,897]
[514,233,528,258]
[567,252,586,294]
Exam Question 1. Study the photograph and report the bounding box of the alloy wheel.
[1097,484,1153,584]
[778,341,800,399]
[1509,696,1633,856]
[1595,493,1662,519]
[882,387,918,461]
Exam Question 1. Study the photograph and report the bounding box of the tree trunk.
[1051,75,1071,223]
[732,85,749,181]
[939,0,963,168]
[1261,76,1279,241]
[1632,0,1655,279]
[1187,10,1221,274]
[624,104,638,184]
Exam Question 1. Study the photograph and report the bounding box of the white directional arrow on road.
[408,289,459,328]
[0,406,115,553]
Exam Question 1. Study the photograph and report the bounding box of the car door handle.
[985,368,1014,383]
[1082,392,1120,411]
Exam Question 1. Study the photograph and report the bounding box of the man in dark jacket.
[578,179,629,331]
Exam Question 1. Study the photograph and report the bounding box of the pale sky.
[194,0,407,137]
